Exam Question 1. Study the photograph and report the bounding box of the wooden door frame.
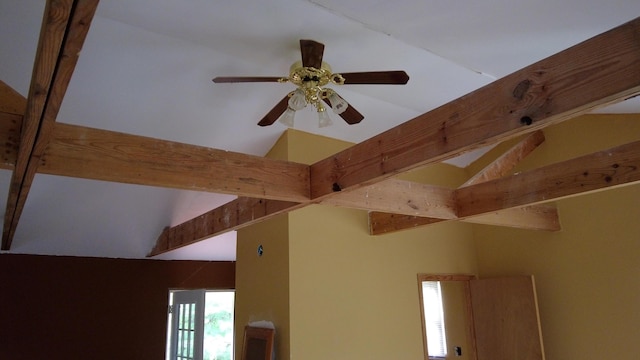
[417,274,478,360]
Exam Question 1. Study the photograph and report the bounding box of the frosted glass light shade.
[288,89,307,111]
[327,92,348,114]
[317,109,333,128]
[279,108,295,127]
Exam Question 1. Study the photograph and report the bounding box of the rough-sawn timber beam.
[309,17,640,200]
[456,140,640,217]
[370,140,640,235]
[150,17,640,254]
[148,198,302,256]
[369,130,555,235]
[2,17,639,253]
[322,179,457,219]
[0,113,310,202]
[460,130,546,188]
[2,0,99,250]
[0,80,26,116]
[152,138,638,254]
[42,123,311,202]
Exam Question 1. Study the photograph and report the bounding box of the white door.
[170,290,205,360]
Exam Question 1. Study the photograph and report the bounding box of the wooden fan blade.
[340,71,409,84]
[322,98,364,125]
[300,39,325,69]
[212,76,283,83]
[258,95,290,126]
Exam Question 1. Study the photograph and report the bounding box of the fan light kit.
[213,40,409,128]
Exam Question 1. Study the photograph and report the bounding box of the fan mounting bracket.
[286,61,345,88]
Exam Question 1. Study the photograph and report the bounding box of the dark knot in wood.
[520,116,533,126]
[513,79,532,100]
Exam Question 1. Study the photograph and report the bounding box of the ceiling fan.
[213,39,409,127]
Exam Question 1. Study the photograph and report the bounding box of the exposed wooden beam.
[322,179,457,219]
[148,197,301,256]
[149,18,640,252]
[461,131,545,187]
[369,212,446,235]
[148,136,638,254]
[0,112,21,169]
[40,122,311,202]
[3,17,640,253]
[371,137,640,235]
[310,17,640,200]
[0,107,632,253]
[370,130,553,235]
[456,140,640,217]
[463,205,561,231]
[0,104,310,202]
[2,0,99,250]
[369,206,561,235]
[0,80,27,116]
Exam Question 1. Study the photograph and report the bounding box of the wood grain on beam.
[323,179,457,219]
[0,80,27,115]
[151,179,455,256]
[139,136,636,253]
[0,112,21,169]
[456,140,640,217]
[3,0,99,250]
[148,197,301,256]
[368,130,555,235]
[41,123,310,202]
[310,17,640,200]
[369,212,445,235]
[464,206,561,231]
[461,131,545,187]
[369,206,560,235]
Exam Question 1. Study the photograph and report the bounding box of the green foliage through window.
[203,291,234,360]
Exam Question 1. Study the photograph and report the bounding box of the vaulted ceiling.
[0,0,639,260]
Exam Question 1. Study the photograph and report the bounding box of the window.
[421,281,447,359]
[167,290,235,360]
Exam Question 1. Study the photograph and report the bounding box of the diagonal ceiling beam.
[0,80,27,116]
[2,0,99,250]
[322,179,457,219]
[309,17,640,200]
[148,17,640,255]
[368,212,446,235]
[460,130,546,187]
[369,130,552,235]
[2,17,639,253]
[155,138,637,254]
[456,140,640,217]
[369,206,561,235]
[371,140,640,234]
[0,106,633,253]
[148,197,302,256]
[463,205,560,231]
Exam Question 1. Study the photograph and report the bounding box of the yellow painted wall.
[236,113,640,360]
[441,281,472,360]
[237,128,478,360]
[288,206,477,360]
[235,130,292,358]
[283,129,478,360]
[472,114,640,360]
[235,214,290,358]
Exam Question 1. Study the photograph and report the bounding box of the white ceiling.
[0,0,638,260]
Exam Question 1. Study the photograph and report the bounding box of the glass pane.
[422,281,447,358]
[203,291,235,360]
